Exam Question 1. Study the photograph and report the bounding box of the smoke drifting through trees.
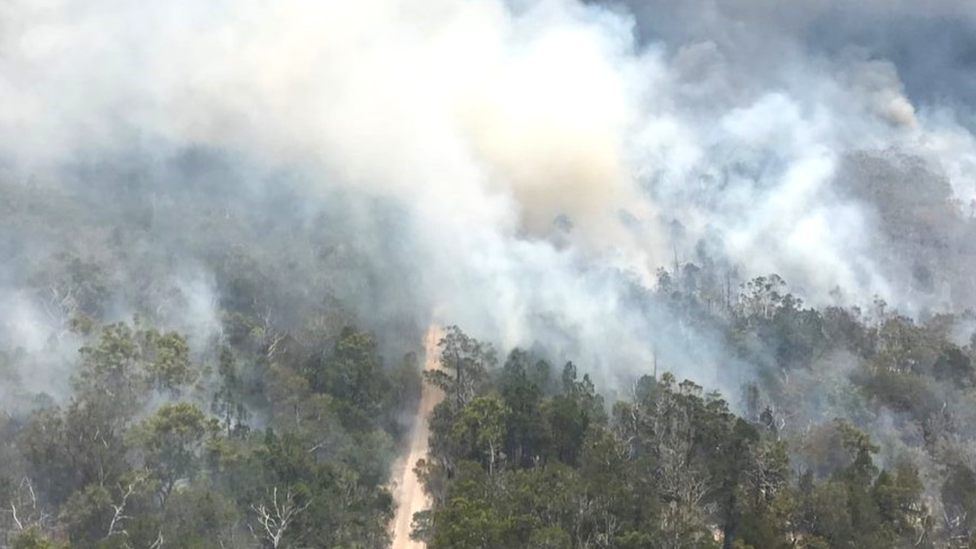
[0,1,973,395]
[2,0,976,399]
[0,1,975,547]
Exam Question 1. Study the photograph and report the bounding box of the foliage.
[6,251,976,549]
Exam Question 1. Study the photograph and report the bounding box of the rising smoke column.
[0,0,975,394]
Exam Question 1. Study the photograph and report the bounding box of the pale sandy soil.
[390,326,443,549]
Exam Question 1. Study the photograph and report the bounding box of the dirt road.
[390,326,443,549]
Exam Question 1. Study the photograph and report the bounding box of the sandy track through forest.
[390,326,443,549]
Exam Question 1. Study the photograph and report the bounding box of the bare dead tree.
[38,284,77,341]
[106,479,140,540]
[658,446,711,549]
[248,487,310,549]
[149,529,164,549]
[260,305,288,362]
[6,477,47,534]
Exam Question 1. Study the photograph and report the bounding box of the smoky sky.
[599,0,976,121]
[2,0,976,401]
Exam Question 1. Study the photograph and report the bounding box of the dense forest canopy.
[2,0,976,548]
[8,253,976,548]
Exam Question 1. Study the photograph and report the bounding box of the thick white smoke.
[1,0,975,392]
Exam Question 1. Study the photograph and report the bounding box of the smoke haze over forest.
[2,0,976,398]
[4,1,976,549]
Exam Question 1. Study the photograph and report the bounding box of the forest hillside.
[3,0,976,548]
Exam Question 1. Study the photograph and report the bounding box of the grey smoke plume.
[1,0,975,395]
